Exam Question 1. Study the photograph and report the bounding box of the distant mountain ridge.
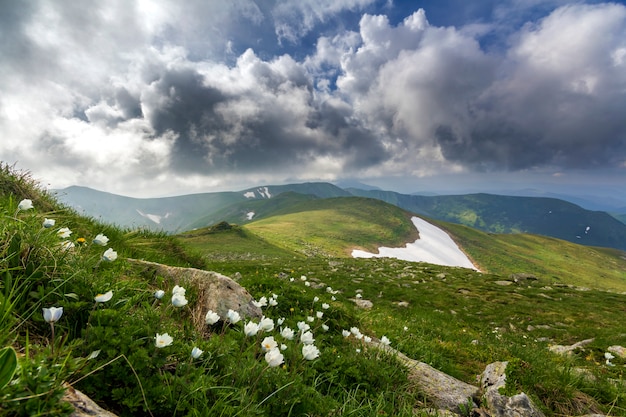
[54,182,626,250]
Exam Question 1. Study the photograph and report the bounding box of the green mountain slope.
[347,189,626,250]
[437,222,626,292]
[54,185,246,233]
[186,191,319,229]
[244,197,418,256]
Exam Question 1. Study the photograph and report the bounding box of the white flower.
[102,248,117,262]
[356,348,361,353]
[253,296,268,308]
[155,333,173,348]
[350,327,361,336]
[302,344,320,360]
[331,296,336,301]
[259,316,274,332]
[306,316,315,323]
[94,290,113,303]
[18,199,33,211]
[60,240,75,251]
[301,331,315,345]
[171,293,188,308]
[322,324,329,332]
[227,309,241,324]
[264,348,284,367]
[57,227,72,239]
[276,317,285,326]
[342,330,350,337]
[289,277,295,282]
[93,234,109,246]
[280,327,295,340]
[355,332,363,340]
[380,336,391,346]
[244,321,260,337]
[297,321,310,332]
[280,343,287,351]
[42,306,63,323]
[355,293,362,299]
[321,303,330,310]
[261,336,278,352]
[316,311,323,319]
[154,290,165,300]
[364,336,372,343]
[205,310,220,325]
[313,297,319,302]
[326,286,333,293]
[87,350,101,360]
[191,347,203,359]
[304,282,310,287]
[172,285,186,296]
[42,218,55,228]
[300,275,307,281]
[604,352,615,360]
[268,298,278,306]
[271,293,278,300]
[403,326,409,331]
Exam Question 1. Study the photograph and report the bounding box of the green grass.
[178,222,299,260]
[244,197,418,256]
[438,221,626,292]
[2,162,625,417]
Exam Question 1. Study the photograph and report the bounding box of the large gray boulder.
[128,259,262,334]
[369,340,479,413]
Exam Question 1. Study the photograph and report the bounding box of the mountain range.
[53,182,626,251]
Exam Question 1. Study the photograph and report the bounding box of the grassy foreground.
[1,163,625,416]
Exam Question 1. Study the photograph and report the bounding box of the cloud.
[435,3,626,170]
[0,1,624,196]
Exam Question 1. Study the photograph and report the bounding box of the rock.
[509,273,538,282]
[369,340,479,413]
[607,345,626,358]
[62,384,118,417]
[494,281,514,286]
[548,338,594,355]
[354,298,373,309]
[480,361,546,417]
[128,259,262,334]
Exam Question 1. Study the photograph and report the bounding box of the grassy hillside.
[179,221,299,260]
[437,222,626,293]
[244,197,418,256]
[55,185,246,233]
[348,189,626,251]
[2,163,625,417]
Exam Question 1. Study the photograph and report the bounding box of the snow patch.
[243,191,255,198]
[246,211,255,220]
[136,210,172,225]
[352,216,477,270]
[258,186,271,198]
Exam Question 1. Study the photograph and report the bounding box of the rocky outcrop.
[369,340,479,413]
[63,384,118,417]
[548,338,594,355]
[607,345,626,358]
[128,259,262,334]
[480,361,546,417]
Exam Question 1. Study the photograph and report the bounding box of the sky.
[1,0,625,199]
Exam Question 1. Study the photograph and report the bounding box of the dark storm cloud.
[139,59,388,174]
